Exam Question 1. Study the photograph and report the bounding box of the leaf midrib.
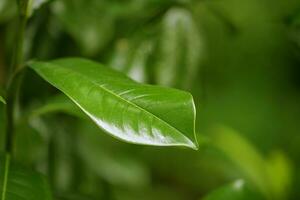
[44,63,195,146]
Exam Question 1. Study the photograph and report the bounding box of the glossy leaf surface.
[0,154,52,200]
[29,58,198,149]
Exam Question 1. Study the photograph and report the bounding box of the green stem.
[5,74,23,154]
[5,0,30,155]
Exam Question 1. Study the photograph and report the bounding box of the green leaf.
[29,94,84,118]
[155,8,203,89]
[0,106,5,151]
[29,58,198,149]
[0,0,17,23]
[0,154,52,200]
[203,180,265,200]
[51,0,114,56]
[290,12,300,50]
[14,121,47,166]
[266,151,293,200]
[212,126,271,198]
[109,38,155,83]
[211,126,293,200]
[125,40,155,83]
[77,123,150,187]
[0,96,5,104]
[27,0,49,17]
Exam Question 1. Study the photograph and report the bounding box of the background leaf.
[211,126,270,197]
[202,180,265,200]
[28,94,83,118]
[266,151,293,200]
[155,7,204,89]
[0,0,16,24]
[51,0,115,56]
[0,96,5,104]
[0,105,4,152]
[29,58,198,149]
[0,154,52,200]
[211,126,293,200]
[77,122,150,188]
[27,0,49,17]
[14,121,46,167]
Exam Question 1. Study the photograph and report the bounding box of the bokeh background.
[0,0,300,199]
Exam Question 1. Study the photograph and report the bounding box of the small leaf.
[0,154,52,200]
[29,94,84,118]
[155,8,204,89]
[289,12,300,50]
[203,180,265,200]
[0,106,4,151]
[14,121,46,166]
[212,126,295,200]
[126,40,154,83]
[108,39,131,73]
[0,0,17,23]
[27,0,49,17]
[0,96,5,104]
[109,37,155,83]
[78,123,150,187]
[266,151,293,200]
[51,0,114,56]
[212,126,271,197]
[29,58,198,149]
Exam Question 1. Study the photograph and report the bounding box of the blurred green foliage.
[202,180,264,200]
[1,0,300,199]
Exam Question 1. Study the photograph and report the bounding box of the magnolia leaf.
[0,154,52,200]
[29,58,198,149]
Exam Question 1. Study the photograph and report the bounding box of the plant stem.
[5,74,23,154]
[5,0,30,155]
